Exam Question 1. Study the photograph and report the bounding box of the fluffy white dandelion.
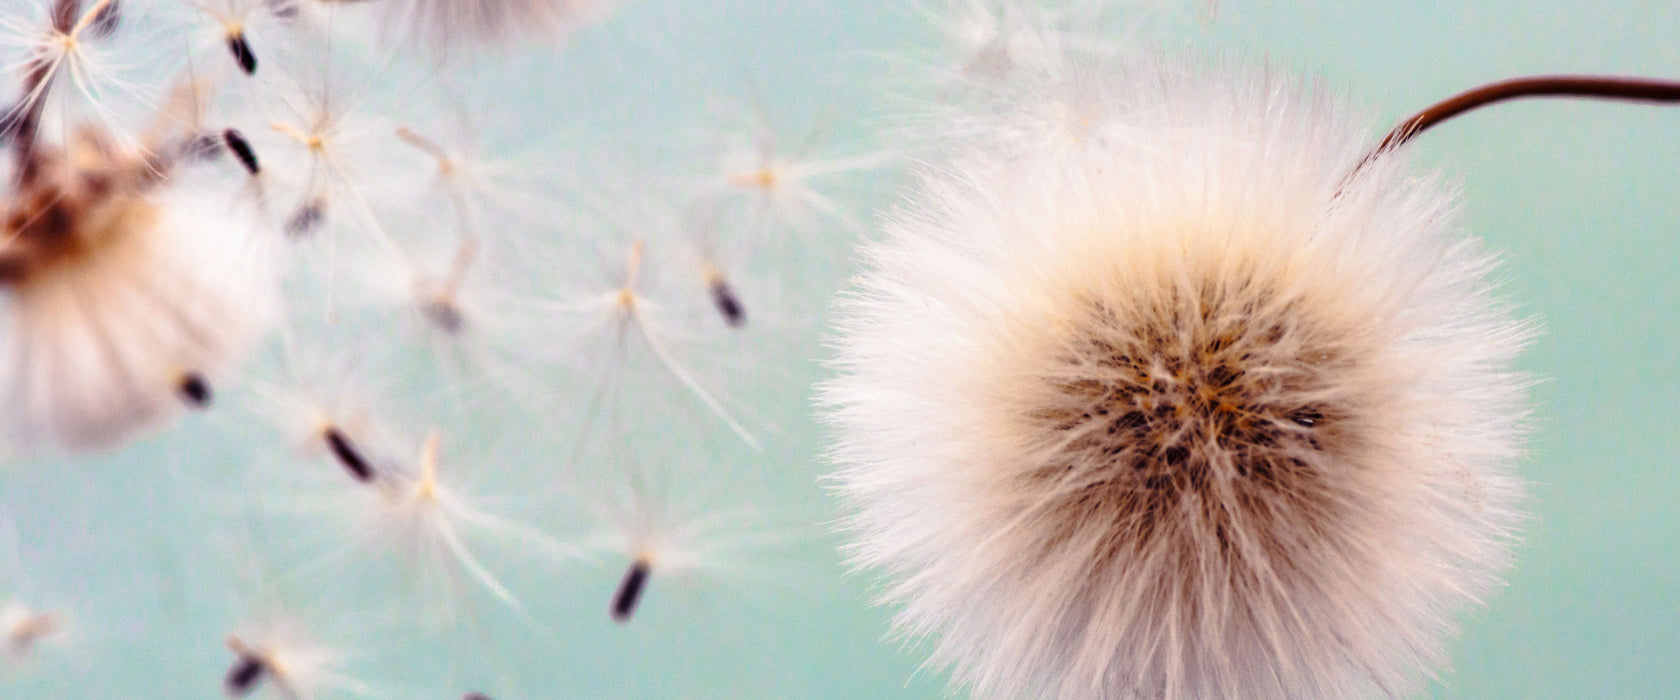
[822,58,1539,699]
[0,86,278,451]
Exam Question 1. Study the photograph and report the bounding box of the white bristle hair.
[821,56,1533,700]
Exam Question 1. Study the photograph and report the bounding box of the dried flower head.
[822,58,1533,699]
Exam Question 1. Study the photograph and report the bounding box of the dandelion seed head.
[823,58,1532,700]
[0,140,275,450]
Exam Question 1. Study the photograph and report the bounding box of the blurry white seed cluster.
[0,0,886,696]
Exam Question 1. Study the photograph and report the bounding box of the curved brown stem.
[1342,75,1680,191]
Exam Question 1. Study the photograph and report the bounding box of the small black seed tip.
[324,427,374,483]
[709,279,746,328]
[285,200,323,238]
[463,694,491,700]
[89,0,120,37]
[223,129,259,175]
[610,559,652,624]
[224,654,266,697]
[226,33,256,75]
[178,373,212,409]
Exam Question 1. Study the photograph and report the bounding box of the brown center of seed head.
[1,162,158,286]
[1,128,161,286]
[1024,271,1368,554]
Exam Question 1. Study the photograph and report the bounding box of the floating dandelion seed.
[585,460,793,627]
[609,556,652,623]
[712,105,885,247]
[308,430,582,630]
[824,58,1547,699]
[223,638,269,696]
[0,0,131,146]
[0,600,60,662]
[256,72,403,261]
[384,123,522,337]
[178,0,317,77]
[393,125,467,221]
[676,199,750,330]
[923,0,1069,89]
[528,234,762,451]
[221,615,369,700]
[389,115,562,242]
[704,264,745,329]
[238,355,414,491]
[409,234,478,337]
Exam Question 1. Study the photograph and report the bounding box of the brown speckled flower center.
[1028,276,1369,542]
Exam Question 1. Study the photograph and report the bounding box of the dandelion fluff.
[0,174,275,451]
[822,58,1531,699]
[366,0,615,54]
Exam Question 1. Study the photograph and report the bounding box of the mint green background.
[2,1,1677,698]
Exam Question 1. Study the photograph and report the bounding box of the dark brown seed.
[223,129,259,175]
[224,654,265,696]
[610,559,652,623]
[179,373,212,409]
[226,33,256,75]
[324,428,374,483]
[709,279,746,328]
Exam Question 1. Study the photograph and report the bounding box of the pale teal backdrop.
[0,1,1675,698]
